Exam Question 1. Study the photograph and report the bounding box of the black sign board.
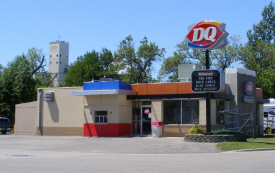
[191,70,225,93]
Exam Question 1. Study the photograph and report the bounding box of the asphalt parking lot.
[2,134,275,173]
[0,134,220,155]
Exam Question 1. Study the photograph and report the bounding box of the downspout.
[38,89,43,134]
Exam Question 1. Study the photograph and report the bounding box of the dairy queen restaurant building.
[15,67,269,137]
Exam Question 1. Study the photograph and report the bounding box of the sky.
[0,0,273,79]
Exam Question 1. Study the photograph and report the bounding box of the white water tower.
[48,41,69,87]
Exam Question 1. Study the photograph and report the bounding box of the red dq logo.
[244,81,253,95]
[144,109,150,114]
[186,21,228,50]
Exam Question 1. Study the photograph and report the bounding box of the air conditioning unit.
[178,64,206,82]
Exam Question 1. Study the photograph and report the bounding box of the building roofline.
[49,40,69,44]
[127,93,234,100]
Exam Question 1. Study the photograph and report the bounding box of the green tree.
[114,35,138,84]
[240,2,275,98]
[158,36,239,82]
[135,37,165,83]
[158,51,192,82]
[174,39,207,66]
[158,38,206,82]
[64,49,115,86]
[99,48,117,78]
[0,48,50,120]
[247,2,275,47]
[115,35,165,84]
[239,41,275,98]
[0,64,3,73]
[211,35,240,70]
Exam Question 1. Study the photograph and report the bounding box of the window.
[182,100,199,124]
[60,61,61,64]
[56,54,58,57]
[217,100,225,124]
[50,55,52,57]
[60,54,62,57]
[64,68,68,73]
[66,56,68,58]
[56,61,58,64]
[50,62,52,64]
[95,111,107,123]
[163,100,181,124]
[163,100,199,124]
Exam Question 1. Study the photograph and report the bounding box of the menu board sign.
[191,70,225,93]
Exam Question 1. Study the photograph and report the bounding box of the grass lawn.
[216,135,275,151]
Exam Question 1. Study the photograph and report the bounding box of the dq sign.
[244,81,253,95]
[144,109,150,114]
[186,21,229,50]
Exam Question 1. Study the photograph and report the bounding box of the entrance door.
[131,101,151,136]
[142,107,151,135]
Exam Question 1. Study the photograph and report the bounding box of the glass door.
[142,107,151,135]
[132,102,141,135]
[132,101,151,136]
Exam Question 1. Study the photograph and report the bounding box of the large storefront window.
[182,101,199,124]
[163,100,199,124]
[163,100,181,124]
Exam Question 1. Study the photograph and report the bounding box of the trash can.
[152,121,163,138]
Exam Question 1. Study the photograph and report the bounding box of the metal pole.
[205,50,212,135]
[206,49,210,69]
[206,93,211,134]
[38,89,42,134]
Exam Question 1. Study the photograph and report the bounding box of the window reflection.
[163,100,199,124]
[163,100,181,124]
[182,101,199,124]
[217,100,225,124]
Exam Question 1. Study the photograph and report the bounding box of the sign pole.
[206,50,209,69]
[205,50,211,135]
[186,20,228,135]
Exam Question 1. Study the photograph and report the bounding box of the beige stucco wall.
[199,99,206,125]
[151,100,163,122]
[38,87,84,136]
[84,95,132,124]
[199,99,217,126]
[15,101,37,135]
[163,124,206,137]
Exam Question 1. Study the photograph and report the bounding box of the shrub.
[211,130,246,136]
[188,125,205,135]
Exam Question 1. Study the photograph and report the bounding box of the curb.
[235,148,275,152]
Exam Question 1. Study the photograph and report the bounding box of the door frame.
[140,105,151,136]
